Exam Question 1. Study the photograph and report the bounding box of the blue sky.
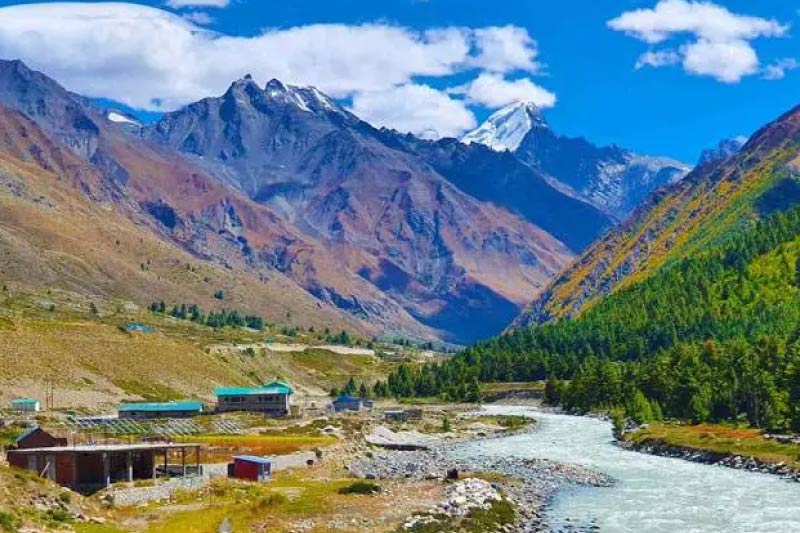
[0,0,798,162]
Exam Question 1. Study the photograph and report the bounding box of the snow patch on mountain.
[461,101,547,152]
[107,111,140,127]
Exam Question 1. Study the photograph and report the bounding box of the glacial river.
[457,406,800,532]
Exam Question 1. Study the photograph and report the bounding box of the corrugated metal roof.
[8,442,201,453]
[214,385,292,396]
[264,380,293,392]
[234,455,272,465]
[118,401,203,412]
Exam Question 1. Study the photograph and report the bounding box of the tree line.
[148,301,265,330]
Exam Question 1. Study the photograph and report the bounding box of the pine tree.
[342,377,357,396]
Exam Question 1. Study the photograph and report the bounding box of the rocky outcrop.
[401,478,505,530]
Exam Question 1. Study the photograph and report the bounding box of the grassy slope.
[0,294,406,409]
[0,464,115,532]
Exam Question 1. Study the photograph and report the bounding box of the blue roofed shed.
[331,395,363,413]
[124,323,153,334]
[118,401,203,420]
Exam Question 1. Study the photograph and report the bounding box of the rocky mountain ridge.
[462,101,691,219]
[0,60,608,343]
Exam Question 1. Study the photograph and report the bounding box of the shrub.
[45,509,73,523]
[252,492,287,510]
[0,511,19,533]
[58,491,72,504]
[338,481,381,495]
[441,416,451,433]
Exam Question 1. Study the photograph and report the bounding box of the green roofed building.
[118,401,204,420]
[214,380,293,417]
[11,398,40,412]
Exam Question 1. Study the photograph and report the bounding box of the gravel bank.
[348,433,613,532]
[619,438,800,482]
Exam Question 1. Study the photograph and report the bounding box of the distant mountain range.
[462,101,691,219]
[0,59,691,343]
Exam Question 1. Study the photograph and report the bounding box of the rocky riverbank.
[619,438,800,482]
[348,438,613,532]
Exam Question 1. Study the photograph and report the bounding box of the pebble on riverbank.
[402,478,502,530]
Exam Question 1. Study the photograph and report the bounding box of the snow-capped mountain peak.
[222,76,343,116]
[461,100,547,152]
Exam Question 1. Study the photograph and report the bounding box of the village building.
[14,426,69,449]
[229,455,271,482]
[214,380,293,416]
[11,398,40,412]
[331,394,364,413]
[6,441,202,492]
[118,401,204,420]
[124,323,154,335]
[383,409,407,422]
[405,409,423,421]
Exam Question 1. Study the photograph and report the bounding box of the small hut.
[11,398,40,412]
[331,395,363,413]
[230,455,271,482]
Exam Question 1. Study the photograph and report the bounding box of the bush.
[58,491,72,504]
[0,511,19,533]
[441,416,452,433]
[338,481,381,495]
[496,415,529,431]
[45,509,73,523]
[252,492,287,510]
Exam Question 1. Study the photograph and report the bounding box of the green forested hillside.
[386,105,800,432]
[387,202,800,431]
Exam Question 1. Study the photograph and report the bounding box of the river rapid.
[455,406,800,533]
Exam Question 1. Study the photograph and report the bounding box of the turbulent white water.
[459,406,800,532]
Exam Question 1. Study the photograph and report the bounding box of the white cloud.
[166,0,229,8]
[351,84,476,139]
[181,11,214,25]
[635,49,680,69]
[468,26,541,73]
[0,2,551,135]
[762,57,799,80]
[682,38,758,82]
[609,0,788,83]
[450,73,556,109]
